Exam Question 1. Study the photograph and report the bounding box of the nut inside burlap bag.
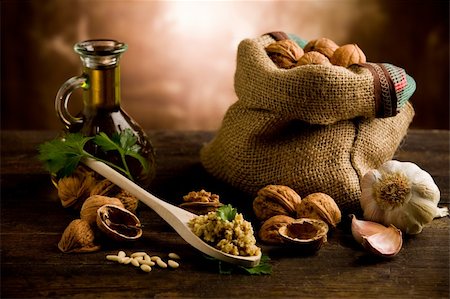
[201,34,415,213]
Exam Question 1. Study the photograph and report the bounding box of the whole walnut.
[303,38,339,59]
[330,44,366,67]
[258,215,295,244]
[253,185,301,221]
[296,51,331,66]
[58,219,101,253]
[57,168,97,210]
[90,179,139,213]
[296,193,341,228]
[265,39,304,69]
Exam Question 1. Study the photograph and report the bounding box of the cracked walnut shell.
[258,215,295,244]
[80,195,124,225]
[96,204,142,242]
[253,185,301,221]
[278,218,329,252]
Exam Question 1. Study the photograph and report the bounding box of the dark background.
[1,0,449,131]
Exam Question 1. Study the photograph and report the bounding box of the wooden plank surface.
[1,130,449,298]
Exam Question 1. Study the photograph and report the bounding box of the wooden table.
[1,130,449,298]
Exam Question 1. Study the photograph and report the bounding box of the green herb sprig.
[216,204,237,221]
[38,129,148,181]
[204,254,272,275]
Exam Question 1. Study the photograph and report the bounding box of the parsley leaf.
[38,129,148,181]
[216,204,237,221]
[203,254,272,275]
[38,133,93,178]
[239,254,272,275]
[94,130,149,176]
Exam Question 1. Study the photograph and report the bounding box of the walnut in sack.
[303,37,339,59]
[265,39,304,69]
[296,51,331,66]
[330,44,366,67]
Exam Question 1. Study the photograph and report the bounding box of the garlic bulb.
[360,160,448,234]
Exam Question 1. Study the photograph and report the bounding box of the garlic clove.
[361,225,402,257]
[350,214,388,244]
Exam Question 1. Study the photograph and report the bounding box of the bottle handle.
[55,75,87,129]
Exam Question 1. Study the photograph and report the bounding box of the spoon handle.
[82,158,194,223]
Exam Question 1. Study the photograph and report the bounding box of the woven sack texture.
[201,34,415,213]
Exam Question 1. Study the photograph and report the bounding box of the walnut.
[330,44,366,67]
[258,215,295,244]
[57,168,97,210]
[278,218,329,252]
[180,189,222,215]
[296,51,331,66]
[183,189,220,203]
[296,193,341,228]
[90,179,138,213]
[80,195,124,225]
[253,185,301,221]
[96,204,142,242]
[303,37,339,59]
[115,190,139,214]
[265,39,304,69]
[90,179,121,197]
[58,219,101,253]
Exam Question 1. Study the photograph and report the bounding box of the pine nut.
[131,252,147,258]
[144,255,152,263]
[106,255,120,262]
[150,256,160,262]
[156,258,168,268]
[117,251,126,258]
[139,260,155,266]
[168,260,179,269]
[131,258,140,267]
[122,257,132,265]
[134,256,144,262]
[140,264,152,272]
[168,253,180,260]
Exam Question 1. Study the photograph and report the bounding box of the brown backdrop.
[1,0,449,130]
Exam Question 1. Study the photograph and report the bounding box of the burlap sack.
[201,33,415,213]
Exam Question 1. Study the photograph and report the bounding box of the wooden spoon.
[83,158,261,268]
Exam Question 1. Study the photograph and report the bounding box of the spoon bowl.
[83,158,261,267]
